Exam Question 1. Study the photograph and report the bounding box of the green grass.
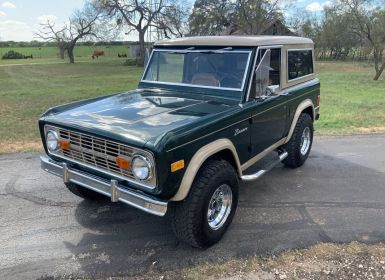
[0,59,142,152]
[315,61,385,134]
[0,45,130,60]
[0,59,384,153]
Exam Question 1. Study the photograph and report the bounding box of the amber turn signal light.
[116,156,130,170]
[59,139,71,150]
[171,160,185,172]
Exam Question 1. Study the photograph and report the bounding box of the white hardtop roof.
[154,36,314,47]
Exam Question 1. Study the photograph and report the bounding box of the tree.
[189,0,232,35]
[188,0,286,36]
[37,2,101,63]
[93,0,183,66]
[231,0,284,35]
[341,0,385,80]
[36,21,67,59]
[154,3,189,38]
[317,6,360,60]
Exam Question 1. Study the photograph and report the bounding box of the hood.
[43,89,237,148]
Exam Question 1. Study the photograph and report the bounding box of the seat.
[191,73,220,87]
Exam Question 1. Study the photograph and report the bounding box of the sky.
[0,0,333,42]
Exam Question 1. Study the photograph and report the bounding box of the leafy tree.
[341,0,385,80]
[231,0,284,35]
[189,0,232,35]
[188,0,286,35]
[318,6,360,60]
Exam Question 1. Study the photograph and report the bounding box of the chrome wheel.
[207,184,233,230]
[300,127,311,156]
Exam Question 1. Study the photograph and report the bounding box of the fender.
[284,98,315,144]
[170,139,242,201]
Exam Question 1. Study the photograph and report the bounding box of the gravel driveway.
[1,134,385,279]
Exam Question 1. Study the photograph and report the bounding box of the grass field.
[0,59,142,152]
[0,57,384,153]
[316,61,385,134]
[0,45,130,61]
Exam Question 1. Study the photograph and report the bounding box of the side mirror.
[267,85,279,95]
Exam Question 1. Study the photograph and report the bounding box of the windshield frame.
[140,48,253,93]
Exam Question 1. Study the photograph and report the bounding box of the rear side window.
[287,50,313,80]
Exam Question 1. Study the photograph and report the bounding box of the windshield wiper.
[166,47,234,54]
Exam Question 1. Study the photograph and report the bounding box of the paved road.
[1,135,385,279]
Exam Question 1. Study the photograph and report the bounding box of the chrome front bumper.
[40,155,167,216]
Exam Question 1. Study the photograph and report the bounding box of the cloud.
[323,0,333,8]
[37,14,58,24]
[1,1,16,9]
[0,20,33,41]
[305,2,323,11]
[305,1,333,11]
[0,10,6,16]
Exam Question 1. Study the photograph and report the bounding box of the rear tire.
[66,182,107,200]
[282,113,313,168]
[170,159,239,248]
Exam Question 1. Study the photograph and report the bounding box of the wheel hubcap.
[207,184,233,230]
[300,127,311,156]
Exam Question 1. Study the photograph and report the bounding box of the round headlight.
[132,155,152,181]
[46,130,59,152]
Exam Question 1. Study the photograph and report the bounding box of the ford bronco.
[40,36,320,247]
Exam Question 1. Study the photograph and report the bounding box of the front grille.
[57,128,136,179]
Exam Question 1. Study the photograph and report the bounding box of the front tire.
[66,182,107,200]
[282,113,313,168]
[170,159,239,248]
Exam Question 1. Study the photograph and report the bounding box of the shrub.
[2,50,25,59]
[123,58,138,66]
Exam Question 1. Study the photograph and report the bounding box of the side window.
[269,49,281,86]
[287,50,313,80]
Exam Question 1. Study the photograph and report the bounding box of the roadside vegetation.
[0,58,384,153]
[130,242,385,280]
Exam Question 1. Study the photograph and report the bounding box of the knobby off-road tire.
[282,113,313,168]
[65,182,107,200]
[170,159,239,248]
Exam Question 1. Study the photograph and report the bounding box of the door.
[247,47,288,157]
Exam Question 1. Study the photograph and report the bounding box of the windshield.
[142,49,251,91]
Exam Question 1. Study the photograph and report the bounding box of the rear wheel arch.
[302,105,314,121]
[285,99,315,144]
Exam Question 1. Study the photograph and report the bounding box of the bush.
[123,58,138,66]
[2,50,27,60]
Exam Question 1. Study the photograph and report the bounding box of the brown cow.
[92,50,105,59]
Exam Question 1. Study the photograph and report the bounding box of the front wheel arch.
[170,139,242,201]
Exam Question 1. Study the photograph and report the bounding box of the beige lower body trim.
[240,138,286,171]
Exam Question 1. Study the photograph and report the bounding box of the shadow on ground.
[62,151,385,278]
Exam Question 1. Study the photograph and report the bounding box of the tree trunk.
[373,62,385,81]
[372,49,384,81]
[138,31,145,67]
[59,47,65,60]
[67,46,75,64]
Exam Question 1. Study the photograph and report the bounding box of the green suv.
[40,36,320,247]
